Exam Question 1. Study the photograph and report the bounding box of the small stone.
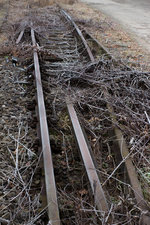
[10,116,16,119]
[35,180,40,185]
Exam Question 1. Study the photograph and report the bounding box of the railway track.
[15,7,150,225]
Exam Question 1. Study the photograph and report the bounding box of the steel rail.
[62,10,95,62]
[31,29,60,225]
[61,10,109,213]
[66,99,109,213]
[36,16,108,214]
[106,95,150,224]
[106,96,148,208]
[82,29,131,70]
[16,29,60,224]
[81,27,149,209]
[61,9,150,220]
[82,30,114,59]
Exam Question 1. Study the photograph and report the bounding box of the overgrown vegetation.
[0,2,150,225]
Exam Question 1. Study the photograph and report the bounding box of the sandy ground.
[80,0,150,52]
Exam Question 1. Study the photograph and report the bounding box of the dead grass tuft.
[36,0,78,7]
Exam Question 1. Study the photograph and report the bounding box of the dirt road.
[80,0,150,51]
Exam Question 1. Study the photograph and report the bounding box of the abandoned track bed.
[30,9,108,224]
[1,5,150,225]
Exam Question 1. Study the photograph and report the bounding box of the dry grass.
[0,0,7,6]
[0,0,8,44]
[31,0,78,7]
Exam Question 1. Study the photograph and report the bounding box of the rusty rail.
[62,10,95,62]
[31,29,60,225]
[62,9,150,221]
[62,10,109,214]
[106,95,148,209]
[67,99,108,213]
[16,29,60,224]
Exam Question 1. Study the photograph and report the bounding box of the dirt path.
[80,0,150,52]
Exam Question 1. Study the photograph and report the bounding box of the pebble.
[1,119,5,124]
